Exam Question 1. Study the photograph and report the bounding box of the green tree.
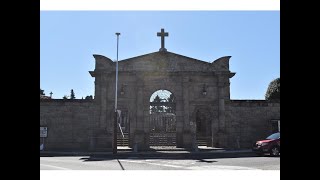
[265,78,280,100]
[85,95,93,100]
[166,94,175,113]
[63,95,69,99]
[40,88,45,95]
[167,94,174,103]
[154,95,161,102]
[151,95,164,113]
[70,89,76,99]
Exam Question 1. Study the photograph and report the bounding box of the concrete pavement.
[40,146,280,170]
[40,154,279,170]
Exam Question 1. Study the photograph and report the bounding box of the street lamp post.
[113,32,120,154]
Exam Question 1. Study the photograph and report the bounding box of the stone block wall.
[226,100,280,149]
[40,99,95,151]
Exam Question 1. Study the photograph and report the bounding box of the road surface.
[40,155,279,170]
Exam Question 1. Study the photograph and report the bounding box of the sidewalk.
[40,146,254,158]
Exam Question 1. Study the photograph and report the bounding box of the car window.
[266,132,280,140]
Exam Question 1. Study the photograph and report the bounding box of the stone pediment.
[90,51,233,75]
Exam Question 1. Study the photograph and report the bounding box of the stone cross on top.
[157,28,169,52]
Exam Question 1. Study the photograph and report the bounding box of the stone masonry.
[40,100,95,151]
[40,31,279,151]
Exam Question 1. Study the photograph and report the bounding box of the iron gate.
[149,113,176,146]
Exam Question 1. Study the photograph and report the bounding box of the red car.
[252,132,280,156]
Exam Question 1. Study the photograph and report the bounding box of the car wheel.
[270,146,280,156]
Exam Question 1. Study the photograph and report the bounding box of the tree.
[85,95,93,100]
[150,95,164,113]
[166,94,175,113]
[70,89,76,99]
[167,94,174,103]
[265,78,280,100]
[154,95,161,103]
[63,95,69,99]
[40,88,45,95]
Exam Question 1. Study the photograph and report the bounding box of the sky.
[40,11,279,100]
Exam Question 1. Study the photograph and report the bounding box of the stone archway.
[149,89,176,146]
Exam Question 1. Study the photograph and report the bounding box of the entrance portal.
[195,109,211,146]
[149,90,176,146]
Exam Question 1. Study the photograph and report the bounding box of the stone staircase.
[149,132,176,146]
[117,133,208,147]
[117,132,129,147]
[196,135,208,146]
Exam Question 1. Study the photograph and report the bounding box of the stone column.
[133,79,148,151]
[218,88,226,129]
[182,76,193,148]
[217,74,227,147]
[90,74,113,150]
[175,100,184,148]
[143,89,150,148]
[90,75,101,151]
[100,76,109,129]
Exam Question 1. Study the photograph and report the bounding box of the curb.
[40,149,254,158]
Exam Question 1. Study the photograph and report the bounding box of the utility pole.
[113,32,120,154]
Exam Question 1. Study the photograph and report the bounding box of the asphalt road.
[40,155,280,170]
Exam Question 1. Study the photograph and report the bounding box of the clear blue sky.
[40,11,279,100]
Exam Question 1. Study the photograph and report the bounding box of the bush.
[265,78,280,100]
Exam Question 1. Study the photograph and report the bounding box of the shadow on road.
[77,152,264,162]
[196,159,217,163]
[40,147,280,161]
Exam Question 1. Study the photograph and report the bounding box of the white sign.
[40,127,48,138]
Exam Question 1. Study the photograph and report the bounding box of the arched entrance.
[149,90,176,146]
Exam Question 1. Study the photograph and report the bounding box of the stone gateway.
[40,29,280,152]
